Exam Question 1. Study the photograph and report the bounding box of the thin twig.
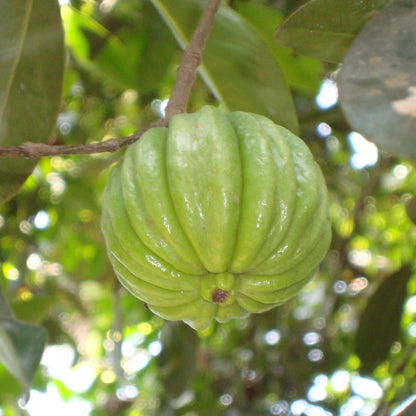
[163,0,221,120]
[0,0,222,160]
[0,130,145,160]
[112,285,124,384]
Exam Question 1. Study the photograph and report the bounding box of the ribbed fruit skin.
[101,106,331,330]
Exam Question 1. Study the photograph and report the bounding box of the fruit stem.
[160,0,222,124]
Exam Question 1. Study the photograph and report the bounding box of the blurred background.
[1,0,416,415]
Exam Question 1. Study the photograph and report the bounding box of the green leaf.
[338,0,416,161]
[275,0,392,63]
[0,324,23,388]
[157,322,198,399]
[0,289,14,320]
[236,3,323,96]
[0,0,65,204]
[0,319,48,395]
[0,289,48,396]
[133,5,178,93]
[355,266,412,374]
[405,196,416,224]
[150,0,299,133]
[62,3,176,93]
[11,295,54,324]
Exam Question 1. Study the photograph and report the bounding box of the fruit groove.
[101,106,332,330]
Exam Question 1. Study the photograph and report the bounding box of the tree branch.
[0,130,145,160]
[0,0,222,159]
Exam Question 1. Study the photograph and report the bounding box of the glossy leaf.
[275,0,391,63]
[355,266,412,374]
[338,0,416,160]
[150,0,299,133]
[0,289,47,396]
[236,3,323,96]
[0,0,65,204]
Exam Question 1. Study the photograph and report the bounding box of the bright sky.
[25,384,92,416]
[315,78,379,170]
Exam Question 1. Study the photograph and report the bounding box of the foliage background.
[1,0,416,415]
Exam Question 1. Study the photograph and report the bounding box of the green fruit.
[101,106,331,330]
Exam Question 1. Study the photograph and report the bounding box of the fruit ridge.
[101,106,331,330]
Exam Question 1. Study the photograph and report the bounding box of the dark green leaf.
[157,322,198,399]
[133,5,178,93]
[338,0,416,161]
[275,0,392,63]
[151,0,299,133]
[236,3,323,96]
[405,196,416,224]
[0,0,65,204]
[0,288,47,395]
[355,266,412,374]
[0,319,48,393]
[63,3,176,93]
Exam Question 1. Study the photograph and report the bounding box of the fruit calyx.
[212,289,229,303]
[200,272,237,305]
